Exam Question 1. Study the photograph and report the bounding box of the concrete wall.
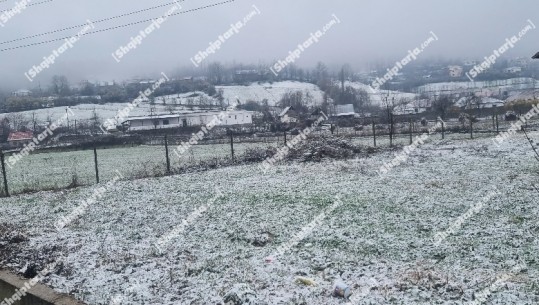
[0,270,85,305]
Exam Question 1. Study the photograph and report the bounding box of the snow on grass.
[343,81,418,108]
[4,141,279,194]
[153,91,216,106]
[0,103,176,127]
[0,81,327,127]
[416,77,538,96]
[216,81,326,106]
[0,131,538,304]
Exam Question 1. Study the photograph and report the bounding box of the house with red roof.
[7,131,33,147]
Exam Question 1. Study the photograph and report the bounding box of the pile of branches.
[288,137,369,162]
[241,136,375,164]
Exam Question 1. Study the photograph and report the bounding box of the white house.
[126,111,253,131]
[11,89,31,97]
[448,66,463,78]
[504,67,522,74]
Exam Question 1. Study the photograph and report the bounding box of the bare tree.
[208,62,225,85]
[166,104,175,114]
[432,95,455,120]
[50,75,71,96]
[6,113,30,131]
[91,108,101,133]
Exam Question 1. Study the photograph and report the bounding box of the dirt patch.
[0,223,28,267]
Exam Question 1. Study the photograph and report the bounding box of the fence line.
[0,117,538,197]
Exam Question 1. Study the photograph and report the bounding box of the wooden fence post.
[0,151,9,197]
[389,113,394,147]
[409,118,413,145]
[496,113,499,134]
[470,119,474,139]
[93,145,99,184]
[164,135,171,174]
[372,120,376,147]
[442,120,445,139]
[230,133,235,162]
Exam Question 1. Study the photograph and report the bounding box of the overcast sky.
[0,0,537,90]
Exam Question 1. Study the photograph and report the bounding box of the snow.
[0,103,175,127]
[506,89,539,103]
[153,91,216,106]
[216,81,326,106]
[343,81,418,107]
[416,78,538,97]
[0,81,327,127]
[3,142,279,194]
[455,97,505,108]
[0,130,538,304]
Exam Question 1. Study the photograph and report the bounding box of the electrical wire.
[0,0,235,52]
[0,0,54,13]
[0,0,188,45]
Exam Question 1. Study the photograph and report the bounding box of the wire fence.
[0,116,537,196]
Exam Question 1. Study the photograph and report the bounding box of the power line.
[1,0,187,45]
[0,0,54,13]
[0,0,235,52]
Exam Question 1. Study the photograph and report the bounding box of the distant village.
[0,57,538,148]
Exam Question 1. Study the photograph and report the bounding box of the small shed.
[279,106,299,123]
[334,104,356,118]
[7,131,33,147]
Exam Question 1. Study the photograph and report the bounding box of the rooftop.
[7,131,33,142]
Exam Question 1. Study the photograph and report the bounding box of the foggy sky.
[0,0,537,90]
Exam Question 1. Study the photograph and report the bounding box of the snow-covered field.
[0,102,176,127]
[344,81,418,107]
[216,81,326,107]
[0,129,538,304]
[416,78,538,97]
[4,141,280,194]
[0,81,327,127]
[153,91,217,106]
